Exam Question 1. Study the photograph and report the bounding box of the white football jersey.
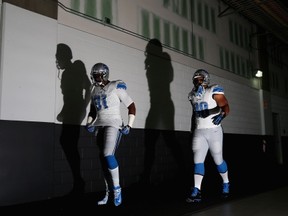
[91,80,133,128]
[188,84,224,129]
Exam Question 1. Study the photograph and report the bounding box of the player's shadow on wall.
[141,39,185,185]
[55,43,91,195]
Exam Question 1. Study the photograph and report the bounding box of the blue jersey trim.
[213,86,224,93]
[116,82,127,90]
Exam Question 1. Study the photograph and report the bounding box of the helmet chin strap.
[94,76,106,87]
[95,81,105,87]
[97,81,102,85]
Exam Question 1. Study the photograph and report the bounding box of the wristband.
[86,116,94,124]
[127,114,135,128]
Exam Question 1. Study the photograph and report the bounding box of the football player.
[186,69,230,203]
[86,63,136,206]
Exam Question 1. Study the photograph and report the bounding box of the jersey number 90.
[194,102,208,111]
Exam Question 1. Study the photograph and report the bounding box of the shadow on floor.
[1,164,288,216]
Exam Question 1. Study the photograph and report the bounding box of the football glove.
[85,124,96,133]
[212,112,226,125]
[120,125,130,135]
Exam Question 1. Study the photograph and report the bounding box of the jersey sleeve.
[211,84,224,95]
[115,80,134,107]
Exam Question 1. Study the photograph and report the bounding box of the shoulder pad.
[211,84,224,93]
[116,80,127,90]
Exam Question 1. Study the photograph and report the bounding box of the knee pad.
[194,163,205,175]
[105,155,118,169]
[217,161,228,173]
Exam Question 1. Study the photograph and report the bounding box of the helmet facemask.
[192,69,210,98]
[193,69,210,87]
[91,63,109,87]
[193,75,205,88]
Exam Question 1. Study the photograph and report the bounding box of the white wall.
[0,4,57,123]
[0,2,267,135]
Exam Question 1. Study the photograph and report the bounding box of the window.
[163,0,170,8]
[141,10,150,38]
[219,47,224,68]
[173,25,180,50]
[191,0,195,22]
[198,37,204,60]
[234,22,239,45]
[229,20,233,43]
[182,29,189,53]
[231,52,235,72]
[225,49,230,70]
[153,15,161,39]
[181,0,188,19]
[204,4,209,30]
[164,21,171,47]
[173,0,180,14]
[239,24,243,47]
[197,1,203,27]
[102,0,112,22]
[71,0,80,11]
[236,55,240,74]
[85,0,96,17]
[191,33,196,57]
[210,8,216,33]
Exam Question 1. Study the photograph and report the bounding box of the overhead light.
[255,70,263,78]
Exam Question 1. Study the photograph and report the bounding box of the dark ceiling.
[219,0,288,45]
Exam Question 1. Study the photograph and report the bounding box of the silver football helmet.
[90,63,109,86]
[193,69,210,86]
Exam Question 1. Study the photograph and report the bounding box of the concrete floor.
[183,186,288,216]
[1,180,288,216]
